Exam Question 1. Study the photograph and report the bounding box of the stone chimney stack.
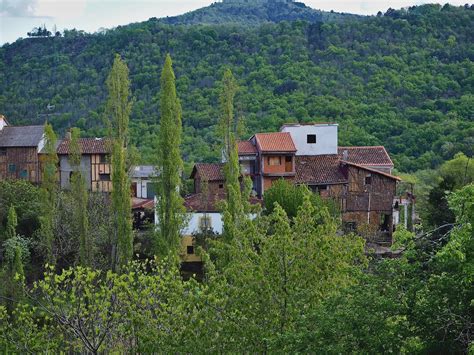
[342,149,348,161]
[65,130,72,140]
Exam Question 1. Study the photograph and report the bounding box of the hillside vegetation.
[0,4,473,171]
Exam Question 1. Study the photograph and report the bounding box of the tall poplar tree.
[69,128,92,266]
[218,69,252,242]
[106,54,133,271]
[156,54,185,255]
[39,123,58,264]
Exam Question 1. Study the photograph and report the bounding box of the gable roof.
[56,138,111,155]
[295,155,347,185]
[342,161,401,181]
[184,192,262,212]
[131,165,157,178]
[254,132,296,153]
[338,146,393,167]
[0,125,45,147]
[190,163,224,181]
[237,140,257,155]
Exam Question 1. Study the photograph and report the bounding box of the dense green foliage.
[1,4,472,172]
[160,1,360,26]
[155,54,186,255]
[106,55,134,271]
[1,184,472,352]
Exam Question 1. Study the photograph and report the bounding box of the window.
[8,164,16,173]
[307,134,316,144]
[199,216,212,231]
[364,174,372,185]
[187,245,194,255]
[99,173,111,181]
[19,170,28,178]
[343,222,357,232]
[0,148,6,156]
[99,155,107,163]
[219,184,224,189]
[267,156,281,166]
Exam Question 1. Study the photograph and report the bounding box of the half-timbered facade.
[0,116,45,184]
[56,137,112,192]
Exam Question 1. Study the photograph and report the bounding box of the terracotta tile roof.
[190,163,224,181]
[57,138,111,155]
[184,192,262,212]
[338,146,393,167]
[237,140,257,155]
[254,132,296,153]
[132,198,155,210]
[342,161,401,181]
[295,155,347,185]
[0,125,45,147]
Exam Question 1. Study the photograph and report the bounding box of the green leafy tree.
[156,54,186,256]
[69,128,92,266]
[3,206,17,243]
[106,54,133,271]
[39,123,58,264]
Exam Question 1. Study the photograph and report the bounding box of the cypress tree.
[106,54,133,271]
[156,54,185,256]
[39,123,58,264]
[69,128,92,267]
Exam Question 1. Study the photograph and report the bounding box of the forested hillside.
[0,4,473,171]
[160,0,360,26]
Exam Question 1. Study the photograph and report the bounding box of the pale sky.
[0,0,469,44]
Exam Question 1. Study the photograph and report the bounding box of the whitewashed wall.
[281,124,338,156]
[132,178,148,198]
[182,212,224,235]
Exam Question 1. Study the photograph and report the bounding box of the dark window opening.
[219,184,224,189]
[380,214,390,232]
[343,222,357,232]
[0,148,6,156]
[99,173,111,181]
[99,155,107,163]
[19,170,28,178]
[8,164,16,173]
[307,134,316,144]
[187,245,194,255]
[365,175,372,185]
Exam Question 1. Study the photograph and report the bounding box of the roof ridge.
[342,160,401,181]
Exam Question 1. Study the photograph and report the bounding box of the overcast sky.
[0,0,469,44]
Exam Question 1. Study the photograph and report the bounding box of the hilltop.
[159,0,360,26]
[0,4,473,172]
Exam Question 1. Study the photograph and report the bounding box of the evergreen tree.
[156,54,185,255]
[106,54,133,271]
[69,128,92,266]
[39,123,58,264]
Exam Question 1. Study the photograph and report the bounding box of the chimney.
[65,130,72,140]
[342,149,348,161]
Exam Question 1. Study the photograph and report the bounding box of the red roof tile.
[338,146,393,166]
[342,161,401,181]
[184,192,262,212]
[57,138,111,155]
[254,132,296,153]
[190,163,224,181]
[295,155,347,185]
[132,198,155,210]
[237,140,257,155]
